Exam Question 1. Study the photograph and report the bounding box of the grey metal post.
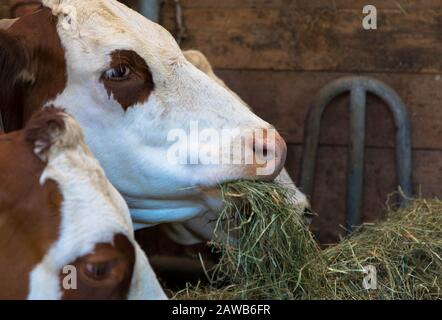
[346,85,367,230]
[140,0,160,23]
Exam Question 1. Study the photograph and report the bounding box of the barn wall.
[0,2,8,17]
[160,0,442,243]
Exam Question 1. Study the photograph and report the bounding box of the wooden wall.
[160,0,442,243]
[0,2,9,17]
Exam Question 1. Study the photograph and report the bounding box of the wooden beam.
[161,1,442,73]
[216,70,442,149]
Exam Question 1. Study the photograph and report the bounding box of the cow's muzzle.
[246,127,287,181]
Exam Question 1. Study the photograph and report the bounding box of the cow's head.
[0,108,165,300]
[160,50,311,245]
[0,0,286,228]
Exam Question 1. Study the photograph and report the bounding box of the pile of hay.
[174,181,442,300]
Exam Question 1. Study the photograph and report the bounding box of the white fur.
[27,115,166,300]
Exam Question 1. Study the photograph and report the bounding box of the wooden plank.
[286,145,442,244]
[167,0,442,10]
[161,2,442,73]
[216,70,442,150]
[0,4,9,18]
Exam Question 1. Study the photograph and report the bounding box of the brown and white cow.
[0,0,288,243]
[0,107,166,300]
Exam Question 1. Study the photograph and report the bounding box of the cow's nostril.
[243,128,287,180]
[263,146,268,157]
[252,139,269,157]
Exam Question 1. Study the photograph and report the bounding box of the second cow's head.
[0,0,287,226]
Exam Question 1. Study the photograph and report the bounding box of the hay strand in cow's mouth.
[173,181,442,300]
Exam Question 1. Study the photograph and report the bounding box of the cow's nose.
[251,128,287,180]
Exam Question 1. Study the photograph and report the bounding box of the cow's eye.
[103,65,131,81]
[84,261,116,280]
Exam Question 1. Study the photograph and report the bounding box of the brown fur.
[0,109,64,299]
[0,29,27,131]
[101,50,154,111]
[9,1,43,18]
[0,8,67,132]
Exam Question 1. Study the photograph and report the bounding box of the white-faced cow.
[0,107,166,300]
[161,50,310,244]
[0,0,300,245]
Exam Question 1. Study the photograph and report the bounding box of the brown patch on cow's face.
[0,130,63,300]
[61,234,135,300]
[101,50,154,111]
[0,8,67,132]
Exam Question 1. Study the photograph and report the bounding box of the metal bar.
[362,79,413,206]
[346,85,367,231]
[301,78,358,200]
[174,0,187,45]
[140,0,160,23]
[300,76,413,231]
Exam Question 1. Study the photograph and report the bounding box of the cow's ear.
[0,18,19,30]
[25,108,66,162]
[183,50,216,75]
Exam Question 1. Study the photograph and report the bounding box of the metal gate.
[300,76,413,232]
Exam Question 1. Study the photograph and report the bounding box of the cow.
[0,0,292,245]
[160,50,310,245]
[0,107,166,300]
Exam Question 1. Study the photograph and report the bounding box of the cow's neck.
[1,8,66,132]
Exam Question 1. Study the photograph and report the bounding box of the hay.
[174,181,442,300]
[322,199,442,299]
